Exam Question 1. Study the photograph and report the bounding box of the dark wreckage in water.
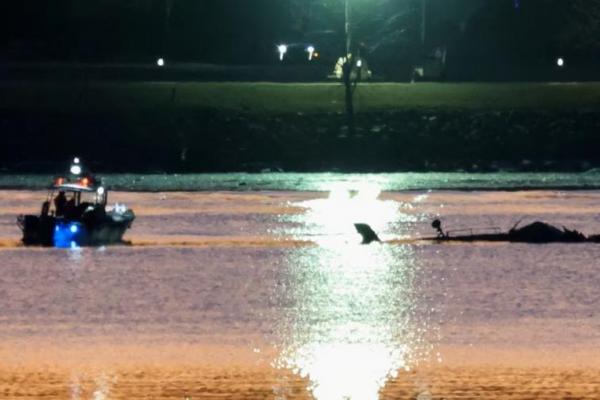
[354,220,600,245]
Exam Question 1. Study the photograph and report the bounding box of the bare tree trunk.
[343,61,355,130]
[344,0,355,134]
[165,0,174,30]
[421,0,427,46]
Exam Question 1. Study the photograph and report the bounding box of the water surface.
[3,171,600,191]
[1,181,600,399]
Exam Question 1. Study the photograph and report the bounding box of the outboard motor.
[432,219,446,238]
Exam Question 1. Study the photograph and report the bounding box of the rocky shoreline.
[1,108,598,172]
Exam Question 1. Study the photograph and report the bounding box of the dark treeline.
[1,0,599,79]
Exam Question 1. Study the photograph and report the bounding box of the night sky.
[0,0,599,79]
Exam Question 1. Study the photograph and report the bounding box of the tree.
[559,0,600,54]
[363,0,422,79]
[305,0,421,129]
[463,0,600,72]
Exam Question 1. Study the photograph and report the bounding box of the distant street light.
[307,45,316,61]
[277,44,288,61]
[157,57,165,67]
[342,0,354,123]
[557,57,565,67]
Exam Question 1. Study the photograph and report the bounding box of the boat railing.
[446,227,503,237]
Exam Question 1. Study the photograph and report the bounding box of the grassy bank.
[2,82,600,113]
[3,81,600,172]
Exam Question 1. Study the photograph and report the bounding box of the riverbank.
[3,173,600,192]
[1,107,599,172]
[2,81,600,172]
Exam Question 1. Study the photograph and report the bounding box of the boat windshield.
[47,188,107,218]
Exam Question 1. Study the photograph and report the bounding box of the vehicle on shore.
[17,158,135,248]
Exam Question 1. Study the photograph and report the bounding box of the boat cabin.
[43,174,108,220]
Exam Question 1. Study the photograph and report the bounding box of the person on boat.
[54,191,66,217]
[64,195,77,219]
[41,201,50,217]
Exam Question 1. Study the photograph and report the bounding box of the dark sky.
[0,0,488,63]
[0,0,304,62]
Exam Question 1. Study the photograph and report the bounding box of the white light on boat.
[70,157,82,175]
[114,203,128,214]
[70,165,82,175]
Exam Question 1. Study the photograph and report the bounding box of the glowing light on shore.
[277,44,288,61]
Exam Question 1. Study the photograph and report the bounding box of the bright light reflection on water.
[275,184,432,400]
[69,372,115,400]
[295,182,406,245]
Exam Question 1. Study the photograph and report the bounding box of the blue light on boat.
[53,222,88,248]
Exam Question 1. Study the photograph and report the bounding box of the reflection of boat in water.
[17,158,135,248]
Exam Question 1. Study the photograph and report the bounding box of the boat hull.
[18,211,135,247]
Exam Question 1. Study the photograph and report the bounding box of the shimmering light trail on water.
[293,182,405,245]
[274,244,426,400]
[273,184,435,399]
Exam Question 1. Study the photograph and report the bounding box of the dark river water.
[1,173,600,399]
